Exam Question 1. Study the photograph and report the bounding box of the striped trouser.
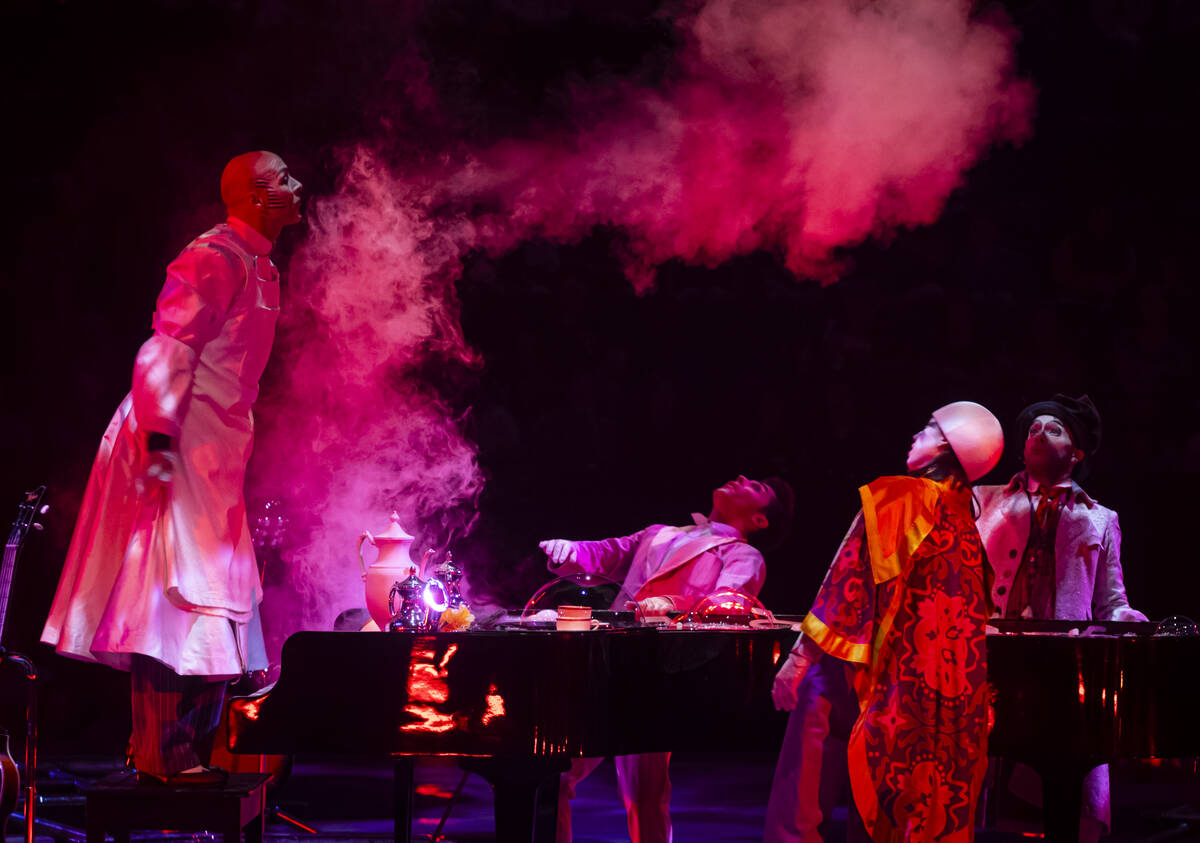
[129,654,228,778]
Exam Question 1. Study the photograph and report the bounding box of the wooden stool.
[86,772,270,843]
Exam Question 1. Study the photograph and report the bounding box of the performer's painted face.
[253,154,304,226]
[712,476,774,521]
[1023,414,1079,477]
[906,418,949,472]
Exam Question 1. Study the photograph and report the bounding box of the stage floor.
[9,752,1200,841]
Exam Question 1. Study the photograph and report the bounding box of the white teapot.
[357,512,418,629]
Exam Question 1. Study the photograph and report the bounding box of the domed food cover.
[520,573,640,627]
[672,589,781,629]
[1155,615,1200,637]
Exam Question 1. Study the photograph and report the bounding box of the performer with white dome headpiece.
[767,401,1002,842]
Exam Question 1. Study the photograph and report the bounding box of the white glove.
[1112,606,1149,623]
[771,642,819,711]
[135,449,177,497]
[626,596,675,616]
[539,539,578,569]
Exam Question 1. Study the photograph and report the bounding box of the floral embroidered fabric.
[802,476,990,842]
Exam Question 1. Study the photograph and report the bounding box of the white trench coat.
[42,218,277,678]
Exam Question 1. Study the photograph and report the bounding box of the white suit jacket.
[556,516,766,612]
[974,472,1145,621]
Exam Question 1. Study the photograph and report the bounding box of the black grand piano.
[229,624,793,842]
[986,618,1200,841]
[229,619,1200,842]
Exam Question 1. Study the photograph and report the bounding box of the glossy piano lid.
[520,573,637,625]
[987,618,1160,637]
[1155,615,1199,636]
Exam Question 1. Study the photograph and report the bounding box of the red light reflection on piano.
[1113,670,1120,720]
[238,698,262,721]
[482,683,506,725]
[404,705,456,732]
[1078,674,1086,704]
[402,643,459,733]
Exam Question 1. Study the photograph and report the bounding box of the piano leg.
[533,768,561,842]
[394,757,414,843]
[1041,763,1087,843]
[459,756,569,843]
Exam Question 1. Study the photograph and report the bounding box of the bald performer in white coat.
[42,151,302,785]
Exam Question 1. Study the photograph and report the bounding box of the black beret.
[1015,393,1102,456]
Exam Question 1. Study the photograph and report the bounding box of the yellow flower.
[438,605,474,631]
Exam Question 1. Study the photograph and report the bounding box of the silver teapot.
[434,551,467,611]
[387,568,429,632]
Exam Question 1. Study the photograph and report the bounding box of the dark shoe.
[165,766,229,788]
[135,771,167,787]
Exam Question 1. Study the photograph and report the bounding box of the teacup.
[557,604,599,631]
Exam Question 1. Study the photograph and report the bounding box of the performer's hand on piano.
[539,539,578,568]
[771,646,817,711]
[1112,606,1149,623]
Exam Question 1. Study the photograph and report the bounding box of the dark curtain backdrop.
[2,0,1197,753]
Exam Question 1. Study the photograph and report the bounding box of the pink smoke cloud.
[253,0,1033,649]
[251,149,485,649]
[453,0,1032,286]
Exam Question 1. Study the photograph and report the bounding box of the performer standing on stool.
[41,151,302,787]
[768,402,1002,842]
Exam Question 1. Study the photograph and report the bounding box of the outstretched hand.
[539,539,577,568]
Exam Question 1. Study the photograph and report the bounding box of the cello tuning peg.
[39,505,49,515]
[32,523,44,531]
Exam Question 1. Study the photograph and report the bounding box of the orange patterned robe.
[801,476,990,842]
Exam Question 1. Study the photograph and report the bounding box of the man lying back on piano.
[975,394,1148,843]
[538,474,795,843]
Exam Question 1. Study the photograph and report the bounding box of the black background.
[2,0,1198,754]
